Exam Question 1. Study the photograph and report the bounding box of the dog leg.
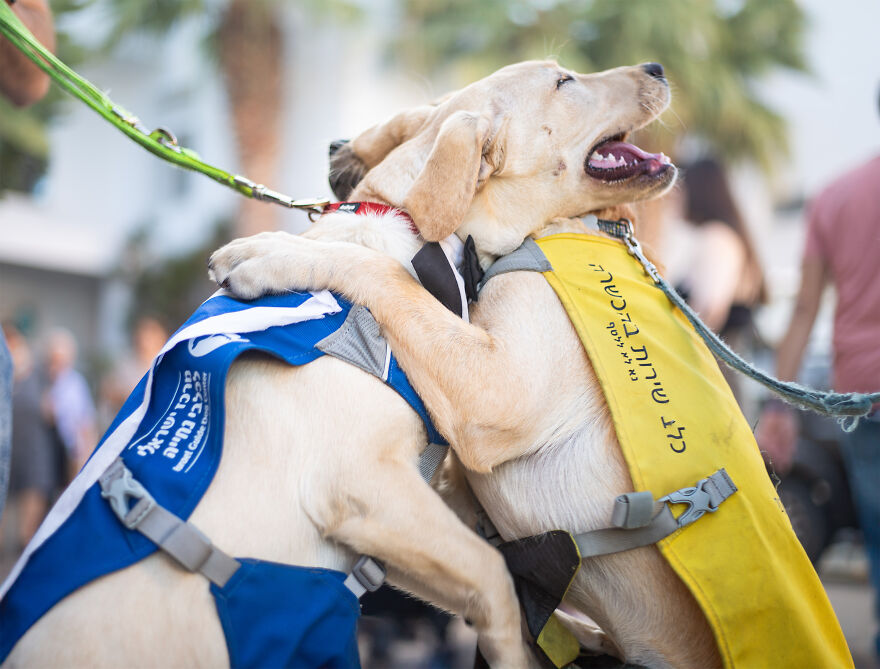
[311,458,530,668]
[209,234,554,473]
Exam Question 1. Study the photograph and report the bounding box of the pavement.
[819,539,878,669]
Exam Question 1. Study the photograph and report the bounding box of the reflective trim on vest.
[533,233,852,669]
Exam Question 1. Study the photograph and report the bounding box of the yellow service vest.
[533,233,852,669]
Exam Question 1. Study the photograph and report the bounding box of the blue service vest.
[0,290,443,668]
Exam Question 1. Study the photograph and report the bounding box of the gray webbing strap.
[98,458,240,588]
[610,490,657,529]
[479,238,552,288]
[574,505,679,559]
[574,469,737,560]
[418,442,448,483]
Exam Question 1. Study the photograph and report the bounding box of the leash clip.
[231,176,329,217]
[619,218,662,284]
[99,458,156,530]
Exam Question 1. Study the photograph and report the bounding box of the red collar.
[321,201,417,234]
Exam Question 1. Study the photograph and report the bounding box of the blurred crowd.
[0,316,167,564]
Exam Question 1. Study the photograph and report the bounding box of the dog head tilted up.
[330,60,676,258]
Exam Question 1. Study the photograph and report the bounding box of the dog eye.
[556,74,574,89]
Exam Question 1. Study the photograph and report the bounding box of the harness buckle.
[659,474,724,528]
[99,458,156,530]
[347,555,386,596]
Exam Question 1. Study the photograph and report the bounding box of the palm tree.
[97,0,286,238]
[216,0,284,237]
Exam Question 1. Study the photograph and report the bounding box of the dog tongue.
[588,140,670,171]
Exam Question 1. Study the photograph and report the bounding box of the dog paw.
[208,231,303,300]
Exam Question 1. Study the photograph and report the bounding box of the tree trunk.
[217,0,284,239]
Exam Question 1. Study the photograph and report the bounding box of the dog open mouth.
[585,136,671,182]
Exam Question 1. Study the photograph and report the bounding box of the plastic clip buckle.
[99,461,156,530]
[349,555,386,594]
[658,477,720,528]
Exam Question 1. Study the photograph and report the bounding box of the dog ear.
[405,111,492,242]
[351,105,435,169]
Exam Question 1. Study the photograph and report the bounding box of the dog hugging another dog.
[1,61,853,668]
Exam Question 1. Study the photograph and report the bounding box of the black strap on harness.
[498,531,581,652]
[411,235,483,317]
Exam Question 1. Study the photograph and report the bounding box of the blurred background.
[1,0,879,666]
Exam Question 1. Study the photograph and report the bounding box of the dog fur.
[7,60,683,668]
[209,61,724,668]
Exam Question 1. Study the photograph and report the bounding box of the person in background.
[0,324,54,556]
[99,316,168,428]
[43,329,96,483]
[0,0,55,107]
[667,157,767,413]
[0,0,55,521]
[757,95,880,661]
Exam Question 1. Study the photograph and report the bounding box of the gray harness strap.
[574,505,679,559]
[478,216,615,290]
[99,458,240,588]
[99,440,449,598]
[573,469,737,559]
[478,238,552,289]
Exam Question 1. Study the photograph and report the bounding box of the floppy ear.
[351,105,435,168]
[405,110,492,242]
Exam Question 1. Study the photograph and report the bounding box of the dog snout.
[642,62,665,81]
[329,138,350,157]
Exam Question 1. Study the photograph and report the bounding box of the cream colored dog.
[6,60,673,668]
[209,62,722,668]
[208,62,713,667]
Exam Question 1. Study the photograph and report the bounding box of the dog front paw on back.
[208,250,274,300]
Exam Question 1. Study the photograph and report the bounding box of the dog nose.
[329,139,350,157]
[642,62,665,80]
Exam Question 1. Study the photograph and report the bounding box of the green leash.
[0,1,327,215]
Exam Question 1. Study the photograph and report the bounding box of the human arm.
[755,255,827,472]
[0,0,55,107]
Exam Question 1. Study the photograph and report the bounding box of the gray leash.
[600,218,880,431]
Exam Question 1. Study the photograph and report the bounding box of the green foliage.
[395,0,809,172]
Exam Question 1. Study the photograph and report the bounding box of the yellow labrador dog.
[208,62,710,668]
[5,60,671,668]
